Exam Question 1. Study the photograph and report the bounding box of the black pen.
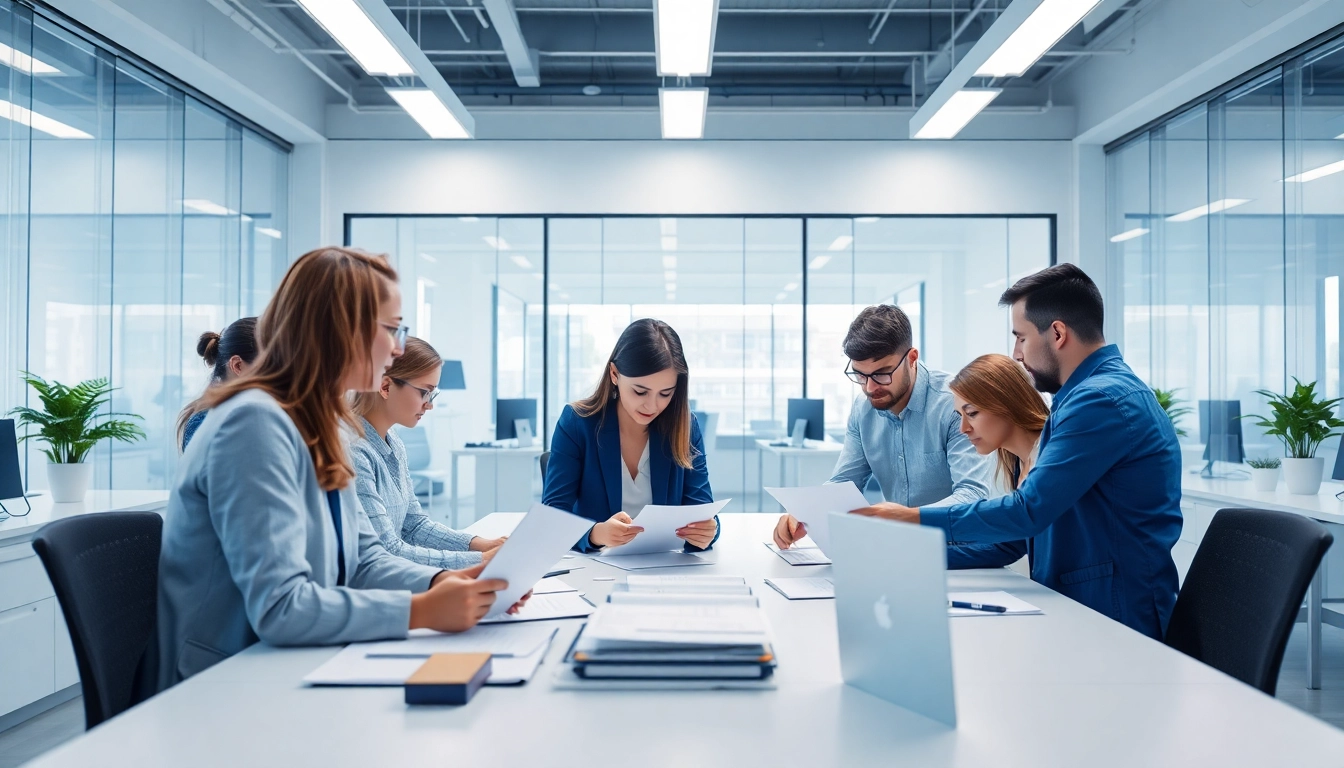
[949,600,1007,613]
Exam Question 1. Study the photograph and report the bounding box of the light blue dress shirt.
[828,362,993,507]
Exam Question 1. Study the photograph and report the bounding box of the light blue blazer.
[156,389,440,691]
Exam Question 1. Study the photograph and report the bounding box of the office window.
[351,214,1053,519]
[1106,30,1344,468]
[0,0,291,491]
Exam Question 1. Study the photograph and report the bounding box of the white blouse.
[621,439,653,516]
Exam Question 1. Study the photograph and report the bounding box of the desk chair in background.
[1165,507,1333,694]
[32,512,162,729]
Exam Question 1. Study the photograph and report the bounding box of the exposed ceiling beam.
[482,0,540,86]
[1083,0,1129,33]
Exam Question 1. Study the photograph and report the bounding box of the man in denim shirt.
[773,305,993,546]
[855,264,1183,639]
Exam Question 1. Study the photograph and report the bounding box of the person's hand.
[469,535,506,553]
[676,518,718,549]
[480,544,502,566]
[506,590,533,615]
[850,502,920,524]
[590,512,644,548]
[410,563,506,632]
[773,514,807,550]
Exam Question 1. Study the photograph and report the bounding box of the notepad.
[478,590,595,624]
[625,575,750,594]
[946,591,1043,617]
[764,577,834,600]
[304,626,559,687]
[593,551,712,571]
[764,541,832,566]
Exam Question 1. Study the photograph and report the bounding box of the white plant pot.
[1250,467,1280,493]
[1282,457,1325,496]
[47,462,92,503]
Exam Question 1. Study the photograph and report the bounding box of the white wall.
[326,139,1075,260]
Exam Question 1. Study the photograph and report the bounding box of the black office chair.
[1164,507,1332,695]
[32,512,162,729]
[539,451,550,479]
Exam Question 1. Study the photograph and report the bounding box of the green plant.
[7,372,145,464]
[1247,457,1281,469]
[1243,378,1344,459]
[1152,387,1192,437]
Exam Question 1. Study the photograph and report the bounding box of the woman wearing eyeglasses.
[352,336,505,568]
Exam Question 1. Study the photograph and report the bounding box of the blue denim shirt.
[922,345,1183,639]
[829,363,993,507]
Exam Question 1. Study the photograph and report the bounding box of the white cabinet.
[54,608,79,690]
[0,599,56,716]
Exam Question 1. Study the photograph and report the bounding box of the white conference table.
[26,514,1344,767]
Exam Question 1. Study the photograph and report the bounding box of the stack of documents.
[566,576,776,681]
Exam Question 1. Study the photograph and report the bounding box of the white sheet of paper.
[532,577,578,595]
[947,591,1044,617]
[478,503,595,617]
[625,575,748,593]
[764,483,869,555]
[594,551,712,571]
[764,577,834,600]
[304,630,554,686]
[584,601,770,646]
[478,590,595,624]
[358,623,556,659]
[600,499,732,556]
[763,541,832,566]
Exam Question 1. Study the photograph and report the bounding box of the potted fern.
[1246,457,1281,492]
[7,373,145,503]
[1243,379,1344,495]
[1152,387,1192,437]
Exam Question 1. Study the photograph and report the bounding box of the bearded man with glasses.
[773,304,993,551]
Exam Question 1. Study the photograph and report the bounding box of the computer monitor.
[0,419,29,517]
[787,398,825,442]
[1198,400,1245,477]
[495,398,538,441]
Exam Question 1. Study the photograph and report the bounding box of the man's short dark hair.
[999,263,1105,343]
[843,304,913,361]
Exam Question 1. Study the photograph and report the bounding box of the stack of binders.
[566,575,777,680]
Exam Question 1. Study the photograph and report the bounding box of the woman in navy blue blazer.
[543,318,720,552]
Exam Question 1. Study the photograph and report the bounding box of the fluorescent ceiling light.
[662,256,677,269]
[1166,199,1250,222]
[975,0,1103,78]
[661,236,678,251]
[183,199,238,216]
[665,282,676,292]
[913,88,1000,140]
[559,292,570,301]
[660,88,708,140]
[855,217,879,223]
[549,282,560,290]
[783,282,799,292]
[1109,227,1149,243]
[654,0,718,77]
[387,88,469,139]
[510,255,533,269]
[664,270,677,281]
[1283,160,1344,183]
[483,235,511,250]
[809,255,831,270]
[0,99,90,139]
[660,218,677,236]
[293,0,413,76]
[459,216,479,222]
[1337,133,1344,140]
[828,235,853,251]
[256,227,283,239]
[0,43,59,74]
[419,253,438,263]
[775,292,787,301]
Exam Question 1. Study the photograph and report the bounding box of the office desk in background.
[448,446,543,528]
[755,439,842,512]
[0,491,169,732]
[24,514,1344,767]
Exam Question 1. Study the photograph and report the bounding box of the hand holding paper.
[765,483,869,556]
[477,503,595,617]
[600,499,731,556]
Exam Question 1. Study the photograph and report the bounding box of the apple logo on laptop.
[873,594,893,630]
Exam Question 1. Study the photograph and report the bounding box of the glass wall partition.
[349,215,1054,522]
[0,1,291,493]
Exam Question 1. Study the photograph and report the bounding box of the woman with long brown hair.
[351,336,504,568]
[156,247,518,691]
[947,353,1049,493]
[542,318,719,552]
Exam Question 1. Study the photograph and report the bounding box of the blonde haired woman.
[351,336,504,568]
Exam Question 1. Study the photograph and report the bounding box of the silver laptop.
[828,512,956,727]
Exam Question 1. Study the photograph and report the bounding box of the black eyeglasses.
[392,377,439,404]
[381,323,409,350]
[845,349,911,386]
